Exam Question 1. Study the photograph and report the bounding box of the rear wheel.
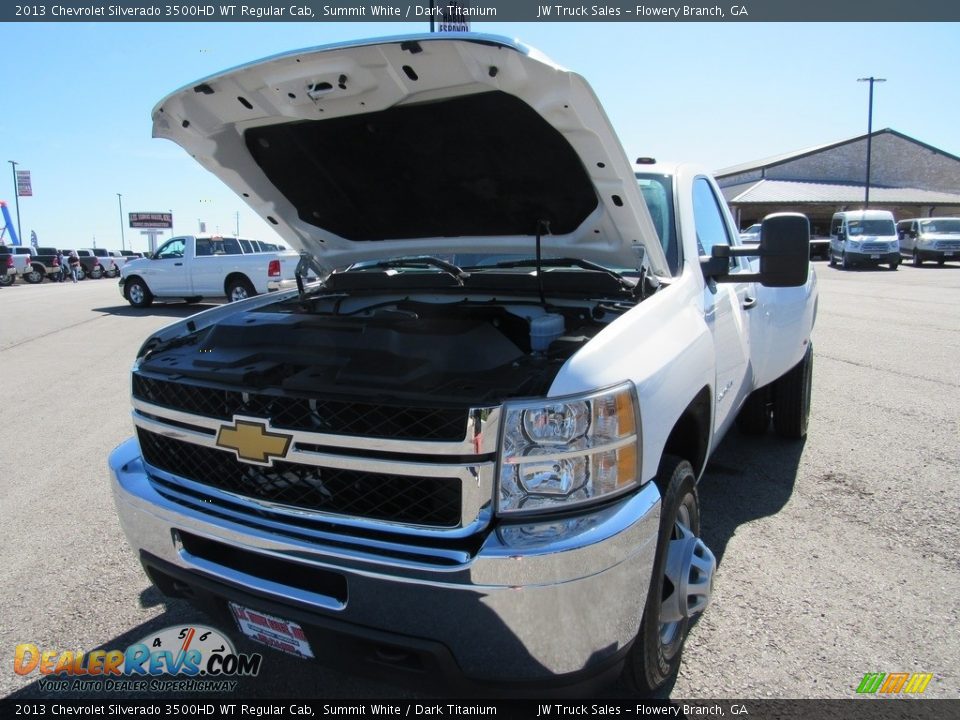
[773,343,813,439]
[622,456,715,695]
[0,273,13,287]
[125,278,153,308]
[90,266,103,279]
[828,252,836,268]
[25,266,44,284]
[889,260,899,271]
[227,278,255,302]
[912,249,923,267]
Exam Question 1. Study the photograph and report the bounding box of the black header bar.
[4,0,959,22]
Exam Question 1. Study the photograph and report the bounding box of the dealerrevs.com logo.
[14,625,262,693]
[856,672,933,695]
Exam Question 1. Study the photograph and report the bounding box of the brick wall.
[749,133,960,192]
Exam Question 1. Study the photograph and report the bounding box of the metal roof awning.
[722,179,960,206]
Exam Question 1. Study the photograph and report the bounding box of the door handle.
[742,296,757,309]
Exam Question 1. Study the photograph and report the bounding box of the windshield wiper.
[350,256,468,286]
[487,257,632,289]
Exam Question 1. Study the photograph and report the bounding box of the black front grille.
[137,429,462,527]
[132,374,468,441]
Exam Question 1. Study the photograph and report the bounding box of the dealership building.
[716,128,960,236]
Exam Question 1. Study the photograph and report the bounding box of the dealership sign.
[16,170,32,197]
[129,212,173,229]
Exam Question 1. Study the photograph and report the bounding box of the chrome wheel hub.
[660,521,716,637]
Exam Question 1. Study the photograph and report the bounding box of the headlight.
[498,383,641,516]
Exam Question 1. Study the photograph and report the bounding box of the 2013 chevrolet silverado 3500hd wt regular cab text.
[109,35,817,694]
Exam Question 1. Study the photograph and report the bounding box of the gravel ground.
[1,263,957,700]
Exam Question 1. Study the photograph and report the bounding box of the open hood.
[152,34,668,276]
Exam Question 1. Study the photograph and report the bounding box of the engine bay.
[137,291,638,407]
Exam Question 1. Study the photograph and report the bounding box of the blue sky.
[1,21,958,251]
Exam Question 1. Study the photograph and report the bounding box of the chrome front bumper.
[109,437,660,683]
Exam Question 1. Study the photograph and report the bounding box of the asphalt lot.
[1,263,958,700]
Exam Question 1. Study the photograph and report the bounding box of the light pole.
[117,193,126,251]
[8,160,23,244]
[857,77,886,208]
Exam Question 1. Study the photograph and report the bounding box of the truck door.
[692,176,753,439]
[141,237,190,296]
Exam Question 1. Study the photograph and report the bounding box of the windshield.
[635,172,679,274]
[848,219,895,236]
[920,219,960,234]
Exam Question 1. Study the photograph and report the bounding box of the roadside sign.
[129,212,173,229]
[16,170,32,197]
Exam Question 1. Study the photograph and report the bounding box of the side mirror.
[702,212,809,288]
[757,213,810,287]
[837,229,846,241]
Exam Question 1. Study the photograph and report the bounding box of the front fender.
[549,273,715,484]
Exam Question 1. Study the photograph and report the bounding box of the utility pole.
[857,77,886,208]
[8,160,23,244]
[117,193,126,251]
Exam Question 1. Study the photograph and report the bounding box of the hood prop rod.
[536,219,551,308]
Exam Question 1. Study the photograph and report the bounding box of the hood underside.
[152,33,668,275]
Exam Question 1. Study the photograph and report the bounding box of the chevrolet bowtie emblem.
[216,418,292,466]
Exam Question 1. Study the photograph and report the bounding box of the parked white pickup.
[118,234,301,307]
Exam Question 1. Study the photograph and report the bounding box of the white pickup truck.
[110,35,817,694]
[118,234,301,306]
[0,245,36,285]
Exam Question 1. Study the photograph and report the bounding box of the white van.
[829,210,899,270]
[896,217,960,266]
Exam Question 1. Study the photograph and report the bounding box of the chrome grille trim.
[132,398,501,456]
[132,398,499,536]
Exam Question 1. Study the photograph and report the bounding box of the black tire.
[839,252,848,270]
[889,261,899,271]
[90,267,103,279]
[75,267,86,281]
[227,277,256,302]
[0,273,14,287]
[937,259,946,266]
[773,343,813,439]
[828,252,836,268]
[736,387,771,435]
[125,278,154,308]
[24,266,44,284]
[912,249,922,267]
[622,456,704,695]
